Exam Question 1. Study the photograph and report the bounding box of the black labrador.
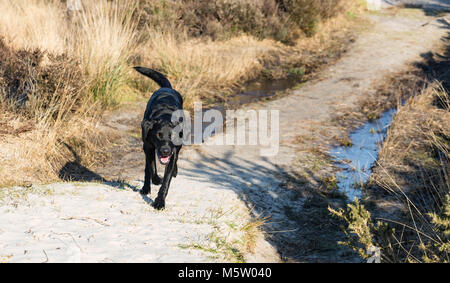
[134,67,184,210]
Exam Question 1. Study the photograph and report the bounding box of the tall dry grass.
[140,32,279,108]
[72,1,139,106]
[0,0,138,105]
[0,0,66,54]
[0,0,137,185]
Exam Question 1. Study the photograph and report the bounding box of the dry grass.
[71,1,139,106]
[0,0,66,54]
[371,82,449,200]
[0,115,111,186]
[139,33,278,108]
[0,0,139,106]
[0,43,113,186]
[0,0,135,186]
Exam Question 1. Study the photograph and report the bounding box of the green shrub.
[423,195,450,263]
[329,200,395,262]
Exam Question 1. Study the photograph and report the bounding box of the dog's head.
[142,118,183,165]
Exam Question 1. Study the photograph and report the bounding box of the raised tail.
[133,66,172,89]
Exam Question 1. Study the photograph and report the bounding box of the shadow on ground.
[179,150,358,262]
[415,29,450,93]
[58,142,147,201]
[59,143,106,183]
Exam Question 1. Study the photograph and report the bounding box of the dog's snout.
[161,147,171,156]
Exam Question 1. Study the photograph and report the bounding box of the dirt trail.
[1,5,448,262]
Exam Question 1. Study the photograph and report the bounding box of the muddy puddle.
[226,77,301,108]
[330,109,397,200]
[196,77,301,139]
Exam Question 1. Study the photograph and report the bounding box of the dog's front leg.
[153,149,178,210]
[141,145,155,195]
[172,146,182,178]
[151,150,162,185]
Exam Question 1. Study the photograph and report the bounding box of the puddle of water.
[193,77,300,142]
[330,109,397,200]
[225,77,301,108]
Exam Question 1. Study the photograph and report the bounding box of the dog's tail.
[133,66,172,89]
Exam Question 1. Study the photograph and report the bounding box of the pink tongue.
[161,156,170,164]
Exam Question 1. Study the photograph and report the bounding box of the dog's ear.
[141,120,156,142]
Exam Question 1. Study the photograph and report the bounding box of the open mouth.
[159,154,171,165]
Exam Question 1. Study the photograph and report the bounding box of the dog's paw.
[140,186,151,195]
[152,176,162,185]
[153,198,165,210]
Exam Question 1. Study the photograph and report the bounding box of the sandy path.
[1,4,448,263]
[0,182,274,263]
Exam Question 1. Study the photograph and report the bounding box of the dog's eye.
[179,131,183,138]
[157,132,163,139]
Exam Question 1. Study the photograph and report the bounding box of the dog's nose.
[161,148,171,156]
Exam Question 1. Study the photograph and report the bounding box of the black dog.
[134,67,184,210]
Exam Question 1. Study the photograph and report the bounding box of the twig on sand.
[49,231,84,253]
[61,216,110,227]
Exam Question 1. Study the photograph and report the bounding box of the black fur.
[135,66,183,210]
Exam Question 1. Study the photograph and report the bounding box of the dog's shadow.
[58,142,155,205]
[58,142,106,183]
[140,194,154,205]
[125,181,154,205]
[126,182,154,205]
